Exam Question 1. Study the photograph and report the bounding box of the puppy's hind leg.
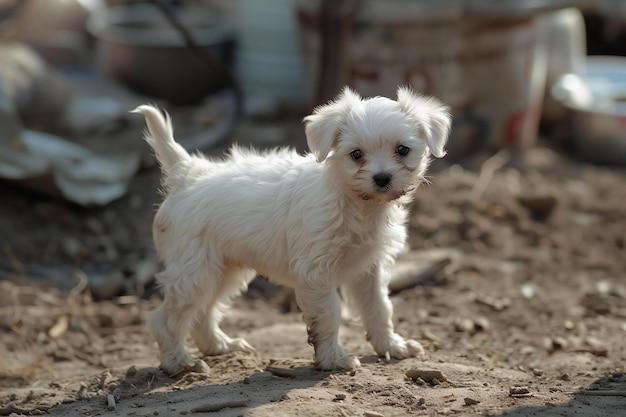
[147,268,214,375]
[342,264,424,360]
[192,267,257,356]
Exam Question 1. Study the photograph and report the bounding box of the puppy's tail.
[131,105,190,171]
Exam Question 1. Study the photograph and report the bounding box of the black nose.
[373,173,392,187]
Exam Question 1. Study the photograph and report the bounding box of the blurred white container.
[539,7,587,124]
[235,0,306,114]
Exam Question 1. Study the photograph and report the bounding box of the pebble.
[464,397,480,405]
[334,393,346,402]
[406,369,447,385]
[544,336,568,352]
[474,317,490,332]
[517,194,557,220]
[454,318,474,333]
[509,386,531,397]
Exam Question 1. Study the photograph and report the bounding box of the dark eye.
[350,149,363,160]
[397,145,410,156]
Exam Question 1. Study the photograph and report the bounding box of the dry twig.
[470,149,511,201]
[266,365,297,378]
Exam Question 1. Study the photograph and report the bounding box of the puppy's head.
[304,86,451,203]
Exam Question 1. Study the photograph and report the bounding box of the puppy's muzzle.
[373,173,392,188]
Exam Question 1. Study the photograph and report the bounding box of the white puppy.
[132,87,451,375]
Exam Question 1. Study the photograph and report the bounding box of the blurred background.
[1,1,626,415]
[3,0,625,295]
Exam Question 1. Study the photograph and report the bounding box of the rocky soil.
[1,113,625,416]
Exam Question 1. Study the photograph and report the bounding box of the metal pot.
[551,56,626,165]
[87,4,235,104]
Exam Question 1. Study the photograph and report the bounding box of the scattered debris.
[544,336,568,353]
[406,369,448,385]
[474,296,511,311]
[473,317,490,332]
[517,195,558,220]
[48,315,68,339]
[266,366,297,378]
[575,337,609,357]
[0,129,140,206]
[470,149,510,201]
[363,411,385,417]
[520,282,537,299]
[453,318,474,333]
[389,255,452,293]
[464,397,480,405]
[580,293,612,316]
[509,386,532,397]
[333,393,346,402]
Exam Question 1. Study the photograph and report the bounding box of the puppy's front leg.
[343,264,425,360]
[295,282,360,371]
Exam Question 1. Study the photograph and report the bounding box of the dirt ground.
[1,113,625,417]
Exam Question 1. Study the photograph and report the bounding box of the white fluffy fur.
[132,87,451,375]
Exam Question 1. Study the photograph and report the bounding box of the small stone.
[334,393,346,401]
[553,337,568,350]
[532,369,544,377]
[559,373,570,381]
[417,397,426,406]
[545,337,567,352]
[243,377,251,384]
[580,293,612,315]
[454,318,475,333]
[517,195,557,220]
[406,369,448,385]
[509,386,530,396]
[464,397,480,405]
[474,317,490,332]
[583,337,609,357]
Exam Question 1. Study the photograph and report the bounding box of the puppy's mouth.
[358,187,406,202]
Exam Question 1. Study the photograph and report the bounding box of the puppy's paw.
[227,337,257,354]
[314,344,361,371]
[161,358,210,377]
[198,336,257,356]
[373,333,425,360]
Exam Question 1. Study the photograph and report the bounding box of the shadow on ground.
[488,373,626,417]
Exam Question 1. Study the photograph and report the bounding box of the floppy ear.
[396,86,451,158]
[303,87,361,162]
